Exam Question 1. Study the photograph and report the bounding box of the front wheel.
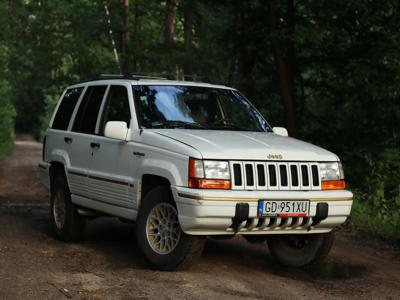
[267,231,335,267]
[136,186,205,271]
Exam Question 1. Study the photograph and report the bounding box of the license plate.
[258,200,310,217]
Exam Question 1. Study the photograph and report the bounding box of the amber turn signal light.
[321,179,346,190]
[188,178,231,189]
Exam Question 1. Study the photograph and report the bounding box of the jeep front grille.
[230,161,321,191]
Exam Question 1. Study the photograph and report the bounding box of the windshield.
[132,85,271,132]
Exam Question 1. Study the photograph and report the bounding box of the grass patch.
[348,192,400,243]
[0,137,13,162]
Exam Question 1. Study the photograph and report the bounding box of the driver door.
[87,84,138,209]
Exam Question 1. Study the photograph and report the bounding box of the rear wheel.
[50,175,86,242]
[267,231,335,267]
[136,186,205,271]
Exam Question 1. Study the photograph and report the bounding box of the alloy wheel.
[145,203,181,255]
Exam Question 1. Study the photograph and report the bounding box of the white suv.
[39,75,353,270]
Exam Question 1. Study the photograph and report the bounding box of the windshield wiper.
[210,120,250,131]
[151,120,205,129]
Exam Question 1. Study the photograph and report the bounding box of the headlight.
[188,158,231,189]
[320,162,346,190]
[319,162,344,181]
[203,160,230,179]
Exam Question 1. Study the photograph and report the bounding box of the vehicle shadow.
[9,206,367,280]
[202,237,367,281]
[5,207,148,270]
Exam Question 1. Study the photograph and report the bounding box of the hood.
[152,129,338,162]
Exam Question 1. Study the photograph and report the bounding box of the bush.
[0,80,15,161]
[348,149,400,242]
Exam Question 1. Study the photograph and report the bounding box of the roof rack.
[98,73,167,80]
[74,73,213,85]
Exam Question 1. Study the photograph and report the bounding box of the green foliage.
[0,8,15,160]
[0,81,15,161]
[349,148,400,241]
[40,84,68,139]
[350,191,400,242]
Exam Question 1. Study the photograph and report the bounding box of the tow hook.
[308,202,329,231]
[232,203,249,233]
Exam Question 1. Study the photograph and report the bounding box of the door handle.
[90,142,100,149]
[64,137,73,144]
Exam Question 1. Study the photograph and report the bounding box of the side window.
[72,85,107,134]
[52,87,83,130]
[100,85,131,135]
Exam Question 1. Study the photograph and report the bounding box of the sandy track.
[0,136,399,299]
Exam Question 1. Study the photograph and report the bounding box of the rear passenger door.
[46,86,84,164]
[87,85,137,209]
[64,85,107,198]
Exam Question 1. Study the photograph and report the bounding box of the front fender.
[137,157,187,187]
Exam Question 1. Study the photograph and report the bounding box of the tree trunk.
[183,0,194,75]
[121,0,130,74]
[286,0,305,117]
[227,8,239,86]
[132,0,140,72]
[164,0,175,46]
[239,45,257,100]
[235,5,258,100]
[267,0,297,136]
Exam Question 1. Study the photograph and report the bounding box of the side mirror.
[272,127,288,137]
[104,121,128,141]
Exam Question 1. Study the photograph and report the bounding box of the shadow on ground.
[3,206,368,284]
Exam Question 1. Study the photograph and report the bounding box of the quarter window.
[100,85,131,135]
[52,87,83,130]
[72,85,107,134]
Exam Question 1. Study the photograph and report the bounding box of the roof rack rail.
[98,73,167,80]
[74,73,212,85]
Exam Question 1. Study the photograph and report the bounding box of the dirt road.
[0,136,399,299]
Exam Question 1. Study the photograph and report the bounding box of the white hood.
[152,129,338,162]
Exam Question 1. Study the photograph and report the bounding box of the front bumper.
[172,187,353,235]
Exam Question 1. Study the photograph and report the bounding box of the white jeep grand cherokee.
[39,75,353,270]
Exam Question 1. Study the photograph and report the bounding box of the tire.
[267,231,335,267]
[50,175,86,242]
[136,186,205,271]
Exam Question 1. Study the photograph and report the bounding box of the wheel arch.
[139,174,172,209]
[49,161,67,191]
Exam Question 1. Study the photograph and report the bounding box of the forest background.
[0,0,399,241]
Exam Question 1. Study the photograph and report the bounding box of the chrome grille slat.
[231,161,321,191]
[244,162,256,190]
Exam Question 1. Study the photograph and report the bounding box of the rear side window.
[99,85,131,135]
[52,87,83,130]
[72,85,107,134]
